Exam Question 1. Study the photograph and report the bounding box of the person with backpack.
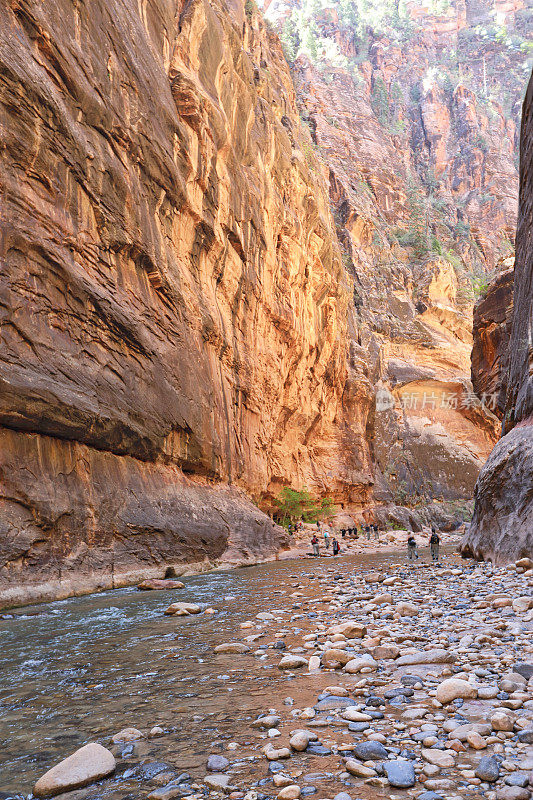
[429,527,440,562]
[407,535,418,561]
[332,538,340,555]
[311,535,320,557]
[323,528,330,549]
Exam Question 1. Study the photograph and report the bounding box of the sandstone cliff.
[1,0,361,605]
[0,0,529,605]
[264,0,521,512]
[470,262,514,420]
[462,70,533,563]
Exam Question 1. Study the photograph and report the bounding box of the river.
[0,549,426,799]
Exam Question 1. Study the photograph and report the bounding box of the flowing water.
[0,548,460,799]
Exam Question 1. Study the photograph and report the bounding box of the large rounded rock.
[342,708,372,722]
[214,643,250,654]
[395,601,418,617]
[207,755,230,771]
[436,678,477,704]
[278,655,308,670]
[345,759,376,778]
[138,579,184,590]
[344,655,377,674]
[289,732,310,752]
[111,727,143,743]
[396,649,456,666]
[321,648,353,668]
[475,755,501,782]
[33,743,116,798]
[421,749,456,768]
[491,711,515,732]
[384,761,416,788]
[328,621,366,639]
[277,785,301,800]
[354,741,388,761]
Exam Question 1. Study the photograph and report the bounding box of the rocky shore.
[30,549,533,800]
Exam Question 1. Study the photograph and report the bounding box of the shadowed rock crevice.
[463,71,533,563]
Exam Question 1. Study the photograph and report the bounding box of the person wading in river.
[311,535,320,557]
[332,538,340,556]
[407,535,418,561]
[323,528,330,549]
[429,527,440,562]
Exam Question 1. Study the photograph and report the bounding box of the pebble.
[207,755,230,771]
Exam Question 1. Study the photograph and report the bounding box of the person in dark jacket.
[407,535,418,560]
[429,527,440,562]
[332,538,340,555]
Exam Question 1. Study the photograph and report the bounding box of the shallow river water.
[0,548,461,800]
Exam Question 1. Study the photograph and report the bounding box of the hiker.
[366,525,371,541]
[332,538,340,555]
[323,528,330,549]
[407,535,418,561]
[430,527,440,562]
[373,524,379,540]
[288,522,293,535]
[311,535,320,556]
[341,528,346,539]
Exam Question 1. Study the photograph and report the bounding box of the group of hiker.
[407,527,441,562]
[309,521,441,561]
[310,521,380,557]
[310,525,340,556]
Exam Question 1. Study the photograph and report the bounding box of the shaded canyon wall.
[462,70,533,563]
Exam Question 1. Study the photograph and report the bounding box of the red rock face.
[471,264,514,419]
[462,71,533,563]
[0,0,526,601]
[2,0,355,605]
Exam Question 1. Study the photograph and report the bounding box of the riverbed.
[2,545,532,800]
[1,550,410,798]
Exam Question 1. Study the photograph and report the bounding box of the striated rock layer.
[0,0,358,605]
[0,0,519,603]
[462,71,533,563]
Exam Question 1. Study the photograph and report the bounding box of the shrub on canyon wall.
[274,488,335,528]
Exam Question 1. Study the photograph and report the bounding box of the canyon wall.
[0,0,529,604]
[462,71,533,563]
[264,0,528,517]
[0,0,365,605]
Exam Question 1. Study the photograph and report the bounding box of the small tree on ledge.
[274,488,335,528]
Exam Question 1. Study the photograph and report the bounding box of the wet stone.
[207,755,230,771]
[353,741,388,761]
[383,760,416,788]
[475,755,501,782]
